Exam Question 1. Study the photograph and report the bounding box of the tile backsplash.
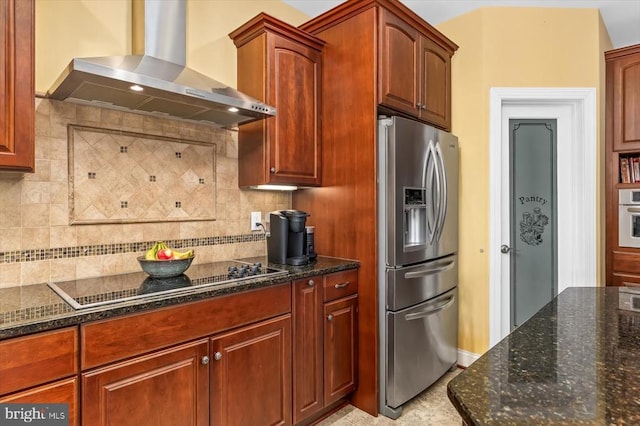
[0,99,290,288]
[68,124,216,224]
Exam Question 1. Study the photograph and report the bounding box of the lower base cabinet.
[211,315,292,426]
[82,315,292,426]
[0,269,357,426]
[82,340,209,426]
[0,327,78,425]
[324,294,358,406]
[293,270,359,425]
[0,377,78,426]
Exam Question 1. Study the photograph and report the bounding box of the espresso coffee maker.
[267,210,316,265]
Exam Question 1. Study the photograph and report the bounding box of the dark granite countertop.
[0,256,358,340]
[447,286,640,425]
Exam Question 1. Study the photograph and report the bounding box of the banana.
[145,241,193,260]
[173,249,194,259]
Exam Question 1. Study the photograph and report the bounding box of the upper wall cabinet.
[0,0,34,172]
[607,45,640,152]
[230,14,324,188]
[378,6,455,131]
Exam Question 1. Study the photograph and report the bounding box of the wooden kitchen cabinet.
[80,283,292,426]
[605,44,640,284]
[292,270,358,424]
[230,13,324,188]
[607,44,640,152]
[0,327,78,425]
[379,6,454,130]
[324,294,358,405]
[292,275,324,423]
[211,315,292,426]
[0,378,78,426]
[293,0,456,415]
[82,340,209,426]
[323,271,358,406]
[0,0,35,172]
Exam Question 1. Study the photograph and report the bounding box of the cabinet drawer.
[81,283,291,369]
[613,251,640,274]
[0,327,78,395]
[323,269,358,302]
[611,273,640,287]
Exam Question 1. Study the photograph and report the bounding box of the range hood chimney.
[46,0,275,128]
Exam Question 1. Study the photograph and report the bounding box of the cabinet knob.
[270,167,276,173]
[327,314,334,321]
[308,279,315,287]
[201,356,210,365]
[214,351,223,361]
[416,103,423,110]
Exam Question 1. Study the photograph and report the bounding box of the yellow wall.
[35,0,310,94]
[437,7,612,355]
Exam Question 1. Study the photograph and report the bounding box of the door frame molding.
[488,87,597,346]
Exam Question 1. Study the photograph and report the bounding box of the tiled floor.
[318,369,463,425]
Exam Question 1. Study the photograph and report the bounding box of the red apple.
[157,248,174,260]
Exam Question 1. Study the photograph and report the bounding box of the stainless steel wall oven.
[619,189,640,248]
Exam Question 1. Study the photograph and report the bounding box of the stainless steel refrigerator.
[377,116,459,419]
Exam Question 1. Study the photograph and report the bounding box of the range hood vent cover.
[46,0,275,128]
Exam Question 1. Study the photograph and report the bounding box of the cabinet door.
[0,377,78,426]
[82,340,209,426]
[419,36,452,131]
[266,34,322,186]
[378,8,420,117]
[211,315,291,426]
[324,294,358,405]
[292,276,323,423]
[0,0,34,172]
[610,53,640,151]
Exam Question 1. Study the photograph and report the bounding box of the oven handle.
[404,259,455,278]
[626,207,640,213]
[404,295,455,321]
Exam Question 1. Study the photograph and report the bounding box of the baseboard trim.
[457,349,480,368]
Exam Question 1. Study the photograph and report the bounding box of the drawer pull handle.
[334,281,350,289]
[214,352,222,361]
[201,356,210,365]
[308,279,315,287]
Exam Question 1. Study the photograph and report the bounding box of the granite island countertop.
[0,255,359,340]
[447,286,640,425]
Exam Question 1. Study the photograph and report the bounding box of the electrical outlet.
[251,211,262,231]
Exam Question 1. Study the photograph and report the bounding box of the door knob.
[500,245,512,254]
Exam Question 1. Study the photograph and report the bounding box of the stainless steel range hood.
[46,0,275,128]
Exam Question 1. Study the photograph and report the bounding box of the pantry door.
[508,119,557,329]
[489,88,597,349]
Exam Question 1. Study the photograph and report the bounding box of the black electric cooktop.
[48,260,288,310]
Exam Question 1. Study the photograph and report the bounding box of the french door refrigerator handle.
[403,259,455,278]
[404,295,455,320]
[426,140,437,244]
[434,141,448,243]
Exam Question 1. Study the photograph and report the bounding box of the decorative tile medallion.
[68,125,216,224]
